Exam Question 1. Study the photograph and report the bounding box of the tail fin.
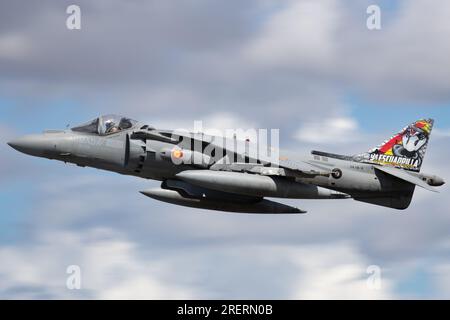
[358,119,434,172]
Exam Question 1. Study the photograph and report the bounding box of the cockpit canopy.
[72,115,137,135]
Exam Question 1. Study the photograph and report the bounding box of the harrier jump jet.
[8,116,444,213]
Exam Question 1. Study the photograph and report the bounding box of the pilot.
[105,120,120,134]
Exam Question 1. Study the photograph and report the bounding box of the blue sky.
[348,96,450,133]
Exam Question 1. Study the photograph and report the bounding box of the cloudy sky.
[1,0,450,299]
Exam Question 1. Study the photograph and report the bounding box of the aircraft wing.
[130,127,329,177]
[374,165,438,192]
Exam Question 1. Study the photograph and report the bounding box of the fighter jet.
[7,115,445,213]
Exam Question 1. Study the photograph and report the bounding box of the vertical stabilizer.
[358,119,433,172]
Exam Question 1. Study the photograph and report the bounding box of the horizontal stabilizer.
[374,165,438,192]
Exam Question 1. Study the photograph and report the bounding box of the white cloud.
[0,33,30,60]
[243,0,339,69]
[0,229,394,299]
[340,0,450,102]
[294,116,361,144]
[288,243,392,299]
[242,0,450,103]
[145,112,258,141]
[0,228,195,299]
[150,112,257,132]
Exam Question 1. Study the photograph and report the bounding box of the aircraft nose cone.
[7,138,26,152]
[7,134,53,157]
